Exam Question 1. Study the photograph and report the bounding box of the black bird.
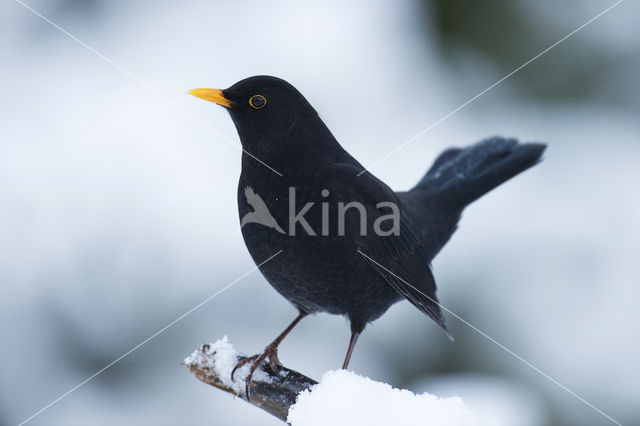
[189,76,545,383]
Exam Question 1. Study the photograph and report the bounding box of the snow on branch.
[184,337,494,426]
[183,336,317,421]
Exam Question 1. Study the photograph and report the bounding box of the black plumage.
[189,76,545,385]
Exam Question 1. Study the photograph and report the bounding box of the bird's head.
[189,76,324,152]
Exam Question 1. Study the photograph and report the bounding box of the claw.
[231,354,259,381]
[231,312,307,398]
[244,353,266,398]
[231,344,281,399]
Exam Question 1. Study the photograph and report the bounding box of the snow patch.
[287,370,495,426]
[184,336,270,395]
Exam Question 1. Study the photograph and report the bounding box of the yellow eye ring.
[249,94,267,109]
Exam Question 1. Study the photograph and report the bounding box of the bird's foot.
[231,354,259,381]
[230,343,280,399]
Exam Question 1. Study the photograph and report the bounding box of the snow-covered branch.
[183,336,317,422]
[184,337,494,426]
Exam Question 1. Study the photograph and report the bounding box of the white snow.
[186,340,495,425]
[287,370,495,426]
[184,336,270,395]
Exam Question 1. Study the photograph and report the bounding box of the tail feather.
[417,137,546,209]
[398,136,545,259]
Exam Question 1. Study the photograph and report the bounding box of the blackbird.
[189,76,545,386]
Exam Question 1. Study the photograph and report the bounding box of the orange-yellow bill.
[188,88,234,108]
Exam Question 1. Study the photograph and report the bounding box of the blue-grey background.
[1,1,638,425]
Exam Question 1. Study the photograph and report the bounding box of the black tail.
[415,137,546,210]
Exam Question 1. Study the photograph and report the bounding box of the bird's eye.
[249,94,267,109]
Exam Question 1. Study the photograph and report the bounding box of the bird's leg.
[232,312,307,397]
[341,330,361,370]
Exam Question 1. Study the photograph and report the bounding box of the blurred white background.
[1,1,638,425]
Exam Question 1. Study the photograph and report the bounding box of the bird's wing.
[332,163,450,335]
[356,216,450,336]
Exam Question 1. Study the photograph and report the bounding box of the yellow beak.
[188,88,234,108]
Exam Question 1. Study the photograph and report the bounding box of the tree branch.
[183,338,317,423]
